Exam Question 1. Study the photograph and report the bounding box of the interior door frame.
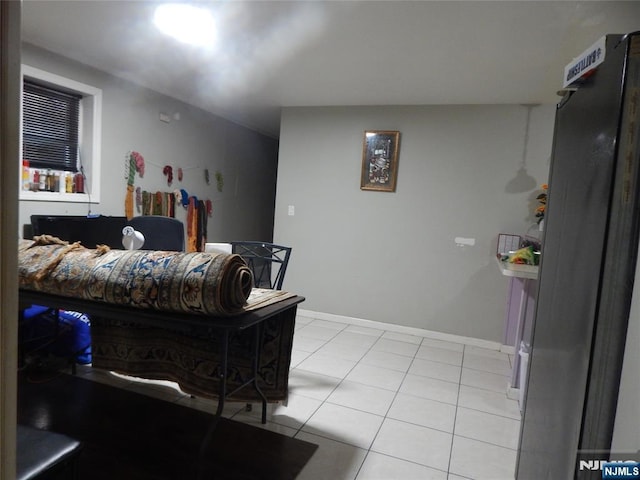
[0,2,21,479]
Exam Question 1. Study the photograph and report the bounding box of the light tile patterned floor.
[76,313,520,480]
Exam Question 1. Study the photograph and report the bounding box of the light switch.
[288,205,295,216]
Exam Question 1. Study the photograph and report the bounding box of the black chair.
[17,425,83,480]
[230,242,292,290]
[229,242,292,412]
[128,216,185,251]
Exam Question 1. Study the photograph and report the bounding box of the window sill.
[19,190,99,204]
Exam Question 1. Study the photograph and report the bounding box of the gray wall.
[19,44,278,244]
[274,105,554,342]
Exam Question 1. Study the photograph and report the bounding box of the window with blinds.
[22,80,81,172]
[20,64,103,203]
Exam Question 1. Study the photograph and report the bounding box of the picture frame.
[360,130,401,192]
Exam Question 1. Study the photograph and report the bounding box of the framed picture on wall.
[360,130,400,192]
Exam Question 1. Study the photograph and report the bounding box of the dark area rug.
[17,371,317,479]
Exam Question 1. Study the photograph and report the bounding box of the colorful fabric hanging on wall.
[125,185,135,220]
[124,151,145,220]
[141,191,176,217]
[186,197,208,252]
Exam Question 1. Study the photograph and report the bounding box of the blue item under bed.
[21,306,92,364]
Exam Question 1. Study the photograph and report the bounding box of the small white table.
[496,257,539,402]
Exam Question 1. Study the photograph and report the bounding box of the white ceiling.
[21,1,640,138]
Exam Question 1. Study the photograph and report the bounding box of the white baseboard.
[506,384,520,400]
[297,308,505,351]
[501,345,516,355]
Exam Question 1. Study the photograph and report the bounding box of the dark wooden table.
[18,289,305,423]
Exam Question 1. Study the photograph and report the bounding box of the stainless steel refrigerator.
[517,32,640,479]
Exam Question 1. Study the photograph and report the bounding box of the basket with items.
[496,234,540,279]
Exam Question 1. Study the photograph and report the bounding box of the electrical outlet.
[455,237,475,246]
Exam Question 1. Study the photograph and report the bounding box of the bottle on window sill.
[65,173,73,193]
[22,160,30,191]
[45,169,54,192]
[74,172,84,193]
[32,170,40,192]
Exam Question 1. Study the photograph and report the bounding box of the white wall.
[274,105,554,342]
[19,44,278,244]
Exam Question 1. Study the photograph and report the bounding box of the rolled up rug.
[18,236,254,316]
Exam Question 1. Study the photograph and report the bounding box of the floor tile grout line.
[449,431,520,452]
[452,404,521,422]
[363,329,462,474]
[292,330,376,480]
[290,322,384,450]
[446,343,466,477]
[295,323,515,447]
[358,450,450,480]
[309,323,436,478]
[352,327,416,480]
[457,381,515,395]
[294,429,370,453]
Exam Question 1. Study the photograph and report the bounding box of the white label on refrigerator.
[563,36,606,88]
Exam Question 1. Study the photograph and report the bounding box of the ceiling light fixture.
[153,3,217,47]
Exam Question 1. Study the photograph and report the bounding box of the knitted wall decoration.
[124,151,145,220]
[163,165,173,185]
[135,187,142,212]
[215,171,224,192]
[141,190,176,217]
